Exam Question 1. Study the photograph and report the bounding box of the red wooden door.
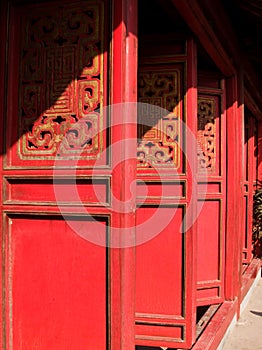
[196,74,226,306]
[242,114,257,266]
[0,0,137,349]
[135,39,197,349]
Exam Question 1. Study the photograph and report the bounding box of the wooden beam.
[172,0,262,119]
[244,60,262,120]
[244,88,262,121]
[171,0,235,76]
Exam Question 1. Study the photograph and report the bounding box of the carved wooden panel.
[242,115,257,265]
[137,65,183,172]
[6,1,107,168]
[197,97,217,174]
[196,86,226,307]
[135,42,197,349]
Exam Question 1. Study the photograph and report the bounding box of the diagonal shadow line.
[250,310,262,317]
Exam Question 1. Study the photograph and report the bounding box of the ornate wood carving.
[18,2,104,160]
[137,69,181,169]
[197,97,216,173]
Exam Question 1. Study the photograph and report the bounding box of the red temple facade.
[0,0,262,349]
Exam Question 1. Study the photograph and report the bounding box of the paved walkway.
[222,274,262,350]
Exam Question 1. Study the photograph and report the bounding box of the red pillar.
[225,70,245,317]
[225,74,243,304]
[0,1,8,347]
[110,0,137,349]
[236,70,245,315]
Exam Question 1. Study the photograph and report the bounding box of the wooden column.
[225,75,242,302]
[236,70,245,315]
[225,71,245,314]
[110,0,137,349]
[0,1,8,347]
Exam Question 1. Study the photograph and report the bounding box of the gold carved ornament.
[137,70,181,169]
[18,2,104,160]
[197,98,216,173]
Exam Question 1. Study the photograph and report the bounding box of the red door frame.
[0,0,7,347]
[196,75,227,307]
[243,114,257,265]
[0,0,138,349]
[134,38,198,349]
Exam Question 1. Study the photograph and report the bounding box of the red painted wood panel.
[0,0,8,347]
[5,215,107,350]
[136,207,183,317]
[225,75,242,302]
[135,39,197,349]
[0,0,138,349]
[197,200,220,282]
[196,79,226,306]
[4,177,110,206]
[242,114,257,265]
[5,0,109,170]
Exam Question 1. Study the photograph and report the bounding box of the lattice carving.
[197,98,216,172]
[137,70,181,168]
[18,2,104,159]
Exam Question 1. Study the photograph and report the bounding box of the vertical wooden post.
[110,0,137,349]
[0,1,8,348]
[225,71,245,315]
[225,75,241,302]
[186,38,198,346]
[236,70,245,316]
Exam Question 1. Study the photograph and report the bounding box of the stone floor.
[222,274,262,350]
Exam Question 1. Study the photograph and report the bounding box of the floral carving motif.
[18,2,104,159]
[137,70,181,168]
[197,98,216,172]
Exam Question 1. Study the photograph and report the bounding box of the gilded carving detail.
[18,2,104,159]
[197,98,216,172]
[137,70,180,168]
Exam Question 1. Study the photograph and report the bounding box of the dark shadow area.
[1,0,260,170]
[250,310,262,317]
[1,0,112,158]
[138,0,190,138]
[136,347,178,350]
[136,347,163,350]
[0,0,115,162]
[2,0,191,163]
[196,305,210,323]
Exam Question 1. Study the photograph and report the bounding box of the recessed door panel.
[5,215,107,350]
[135,41,197,349]
[196,78,226,306]
[0,1,114,349]
[5,0,108,169]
